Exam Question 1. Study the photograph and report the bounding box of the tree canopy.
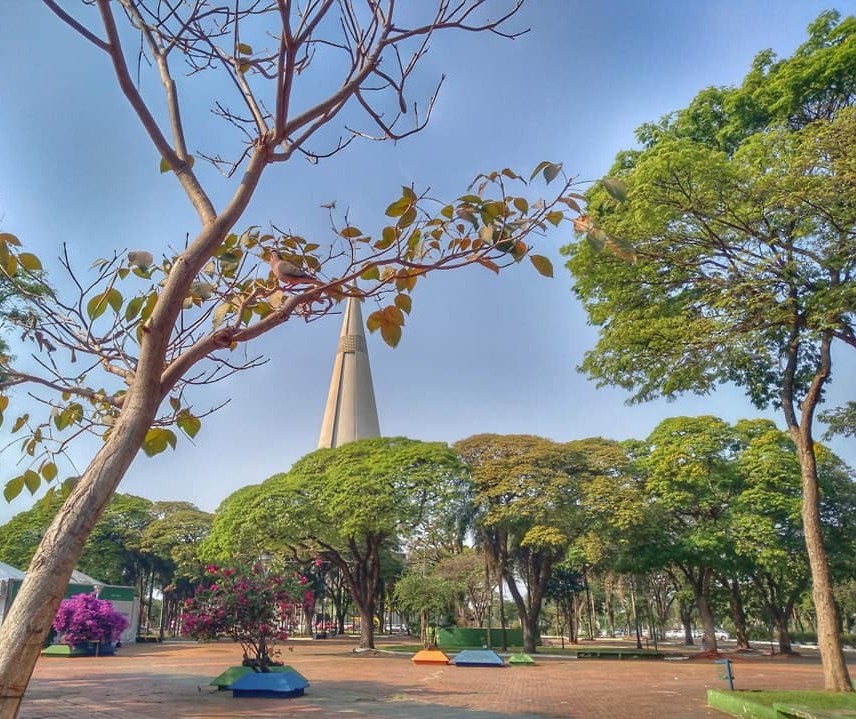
[564,10,856,689]
[203,437,467,649]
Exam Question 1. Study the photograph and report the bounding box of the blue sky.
[0,1,854,524]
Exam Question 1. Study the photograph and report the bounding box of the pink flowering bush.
[52,593,129,647]
[182,564,306,671]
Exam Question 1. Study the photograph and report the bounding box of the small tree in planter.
[182,564,305,671]
[52,593,129,655]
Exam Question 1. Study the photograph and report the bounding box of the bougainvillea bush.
[182,564,306,671]
[52,593,129,648]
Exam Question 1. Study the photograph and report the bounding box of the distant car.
[665,629,684,640]
[714,628,729,641]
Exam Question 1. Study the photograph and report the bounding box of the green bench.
[575,650,663,660]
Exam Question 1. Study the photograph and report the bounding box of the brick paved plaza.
[17,638,853,719]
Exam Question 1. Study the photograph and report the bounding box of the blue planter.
[77,641,117,656]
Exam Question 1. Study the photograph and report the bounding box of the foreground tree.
[565,12,856,689]
[0,3,609,712]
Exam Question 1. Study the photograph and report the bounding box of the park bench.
[575,649,663,660]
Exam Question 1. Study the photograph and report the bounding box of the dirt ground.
[17,637,854,718]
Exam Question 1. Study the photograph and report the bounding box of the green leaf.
[530,161,551,181]
[125,297,145,322]
[237,42,253,54]
[394,294,412,314]
[385,197,411,218]
[40,461,58,482]
[23,470,40,494]
[12,414,28,433]
[177,412,202,439]
[142,427,178,457]
[87,290,121,320]
[513,197,529,214]
[543,162,562,184]
[380,323,402,348]
[366,311,382,333]
[602,177,628,202]
[360,265,380,281]
[105,288,123,313]
[546,210,564,227]
[159,157,171,174]
[397,206,417,229]
[18,253,42,271]
[529,254,554,278]
[339,226,363,239]
[4,476,24,503]
[586,229,606,253]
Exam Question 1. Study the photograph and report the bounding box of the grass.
[732,691,856,710]
[708,688,856,719]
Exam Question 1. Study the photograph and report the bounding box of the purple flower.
[53,593,129,646]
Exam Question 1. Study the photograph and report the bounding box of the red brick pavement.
[16,638,853,719]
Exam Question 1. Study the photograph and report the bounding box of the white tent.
[0,561,26,626]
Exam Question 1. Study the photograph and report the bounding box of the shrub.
[52,593,128,647]
[182,564,306,671]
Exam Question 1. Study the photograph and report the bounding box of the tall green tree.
[565,12,856,689]
[637,416,742,653]
[138,502,213,637]
[0,493,154,586]
[203,437,467,649]
[455,434,624,653]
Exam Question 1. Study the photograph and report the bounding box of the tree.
[564,11,856,689]
[181,563,304,670]
[0,3,604,711]
[202,437,467,649]
[636,416,743,653]
[454,434,604,653]
[0,493,154,586]
[394,571,460,648]
[544,564,585,644]
[138,502,213,637]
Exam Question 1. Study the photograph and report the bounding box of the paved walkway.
[17,638,852,718]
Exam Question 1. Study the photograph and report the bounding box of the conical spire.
[317,297,381,448]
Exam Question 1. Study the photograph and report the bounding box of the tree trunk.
[683,566,718,653]
[498,577,507,652]
[722,575,751,650]
[0,396,157,717]
[781,332,852,690]
[679,599,695,645]
[776,610,794,655]
[583,567,596,639]
[796,435,852,689]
